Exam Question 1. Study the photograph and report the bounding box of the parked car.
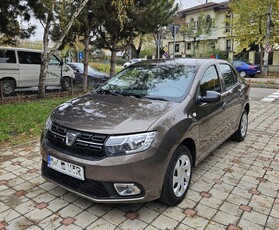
[68,62,109,86]
[41,58,250,206]
[0,47,75,96]
[123,58,141,68]
[232,60,261,77]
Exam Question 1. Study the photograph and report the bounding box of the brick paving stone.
[87,218,117,230]
[5,216,34,230]
[242,210,268,226]
[0,221,8,229]
[213,210,239,226]
[118,219,148,230]
[226,224,242,230]
[151,214,179,229]
[14,200,36,215]
[102,209,127,226]
[87,204,114,217]
[184,208,197,217]
[200,191,212,198]
[124,211,138,220]
[61,217,76,226]
[74,211,98,229]
[24,207,52,223]
[239,205,253,212]
[238,219,265,230]
[35,202,48,210]
[137,207,160,224]
[58,204,83,219]
[266,216,279,230]
[182,215,208,229]
[37,214,63,229]
[194,203,217,219]
[248,188,261,195]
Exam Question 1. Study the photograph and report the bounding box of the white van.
[0,47,75,96]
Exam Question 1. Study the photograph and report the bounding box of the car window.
[0,49,16,63]
[199,65,221,96]
[219,64,237,90]
[18,51,41,64]
[49,55,60,65]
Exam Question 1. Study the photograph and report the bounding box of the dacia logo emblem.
[65,131,80,146]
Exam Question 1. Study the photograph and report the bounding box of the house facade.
[162,1,279,68]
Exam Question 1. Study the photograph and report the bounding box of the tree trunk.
[110,49,117,77]
[83,28,90,92]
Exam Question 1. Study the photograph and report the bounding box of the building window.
[225,13,231,33]
[187,43,191,50]
[226,40,232,51]
[175,44,180,52]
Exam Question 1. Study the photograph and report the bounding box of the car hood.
[51,93,176,134]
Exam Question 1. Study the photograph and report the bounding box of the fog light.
[114,183,141,196]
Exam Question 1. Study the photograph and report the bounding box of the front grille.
[42,160,110,198]
[46,123,108,160]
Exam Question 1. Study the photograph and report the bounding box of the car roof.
[131,58,229,68]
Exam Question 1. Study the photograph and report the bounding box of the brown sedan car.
[41,58,250,206]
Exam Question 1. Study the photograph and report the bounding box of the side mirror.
[198,91,221,104]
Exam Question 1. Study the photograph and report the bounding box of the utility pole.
[263,1,272,76]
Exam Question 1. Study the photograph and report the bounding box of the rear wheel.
[61,77,71,91]
[1,80,15,96]
[160,145,193,206]
[232,110,248,141]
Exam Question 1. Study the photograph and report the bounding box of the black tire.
[61,77,71,91]
[231,110,248,141]
[1,80,15,96]
[160,145,193,206]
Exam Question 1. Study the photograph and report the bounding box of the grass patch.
[0,96,75,147]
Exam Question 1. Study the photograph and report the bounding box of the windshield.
[98,63,196,102]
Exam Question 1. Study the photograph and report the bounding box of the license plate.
[47,155,85,181]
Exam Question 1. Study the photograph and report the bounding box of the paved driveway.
[0,101,278,230]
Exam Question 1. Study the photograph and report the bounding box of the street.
[0,88,278,230]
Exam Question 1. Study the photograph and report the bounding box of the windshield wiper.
[119,92,145,98]
[96,88,123,96]
[143,96,168,101]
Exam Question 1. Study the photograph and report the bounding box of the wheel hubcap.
[240,113,248,137]
[173,155,191,197]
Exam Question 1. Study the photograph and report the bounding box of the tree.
[28,0,89,98]
[228,0,279,57]
[129,0,178,58]
[93,0,177,76]
[0,0,35,45]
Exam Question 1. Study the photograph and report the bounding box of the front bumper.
[40,139,169,203]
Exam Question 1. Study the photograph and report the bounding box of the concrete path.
[0,100,279,230]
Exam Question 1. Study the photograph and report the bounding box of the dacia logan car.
[41,58,250,206]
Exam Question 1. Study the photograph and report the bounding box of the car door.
[194,65,227,161]
[47,55,62,86]
[18,51,41,87]
[218,63,243,136]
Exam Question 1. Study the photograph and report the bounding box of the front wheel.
[231,110,248,141]
[160,145,193,206]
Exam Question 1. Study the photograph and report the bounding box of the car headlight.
[43,116,52,137]
[105,131,157,156]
